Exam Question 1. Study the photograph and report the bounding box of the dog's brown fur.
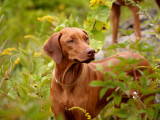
[43,28,154,120]
[111,0,160,44]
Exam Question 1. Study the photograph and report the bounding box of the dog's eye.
[86,37,89,42]
[67,39,74,43]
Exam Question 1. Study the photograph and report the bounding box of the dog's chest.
[60,86,88,107]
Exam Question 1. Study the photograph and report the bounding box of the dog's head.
[43,27,95,64]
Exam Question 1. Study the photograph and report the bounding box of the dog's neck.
[54,58,84,85]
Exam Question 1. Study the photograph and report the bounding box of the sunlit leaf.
[90,80,106,87]
[100,87,108,99]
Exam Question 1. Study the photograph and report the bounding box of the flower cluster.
[12,57,20,69]
[68,106,91,119]
[89,0,111,7]
[151,83,158,89]
[24,35,34,39]
[33,84,38,88]
[153,59,160,62]
[0,48,16,56]
[34,52,42,57]
[136,66,160,72]
[37,15,55,23]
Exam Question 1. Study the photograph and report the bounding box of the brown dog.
[43,28,154,120]
[111,0,160,43]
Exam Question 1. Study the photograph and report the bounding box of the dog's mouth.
[73,57,95,63]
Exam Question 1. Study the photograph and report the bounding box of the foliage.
[84,0,113,51]
[90,0,160,120]
[91,58,160,119]
[0,4,54,119]
[0,0,89,48]
[0,0,160,120]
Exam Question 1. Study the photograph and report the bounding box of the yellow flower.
[41,107,44,111]
[153,59,160,62]
[152,84,158,88]
[97,0,102,2]
[0,48,16,56]
[136,66,160,71]
[87,115,91,119]
[37,15,55,23]
[106,1,110,6]
[24,35,34,39]
[68,106,91,119]
[33,84,38,87]
[12,57,20,69]
[101,21,110,32]
[89,0,97,7]
[49,107,52,112]
[34,52,42,57]
[97,0,106,5]
[152,67,160,71]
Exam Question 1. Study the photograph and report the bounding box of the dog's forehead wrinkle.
[71,33,84,40]
[60,28,87,40]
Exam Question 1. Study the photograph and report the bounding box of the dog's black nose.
[86,48,95,56]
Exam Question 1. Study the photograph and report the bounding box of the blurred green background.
[0,0,158,49]
[0,0,159,119]
[0,0,89,48]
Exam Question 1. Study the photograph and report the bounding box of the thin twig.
[92,20,96,30]
[0,39,8,53]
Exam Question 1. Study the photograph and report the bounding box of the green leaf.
[114,93,122,106]
[19,52,28,67]
[114,109,129,118]
[91,30,105,42]
[140,77,148,89]
[47,61,54,69]
[83,20,95,31]
[28,93,38,99]
[154,106,160,119]
[94,21,104,31]
[8,89,16,100]
[105,71,117,80]
[100,87,108,99]
[137,42,155,52]
[90,38,103,51]
[90,80,106,87]
[54,25,65,32]
[104,107,117,117]
[41,76,50,87]
[43,87,50,99]
[19,43,28,56]
[17,85,27,99]
[144,96,155,105]
[118,41,129,48]
[146,108,154,118]
[26,104,40,118]
[107,44,119,50]
[114,81,126,90]
[87,5,109,23]
[127,115,138,120]
[119,29,134,36]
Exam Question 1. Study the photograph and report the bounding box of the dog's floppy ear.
[43,33,62,64]
[81,29,88,36]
